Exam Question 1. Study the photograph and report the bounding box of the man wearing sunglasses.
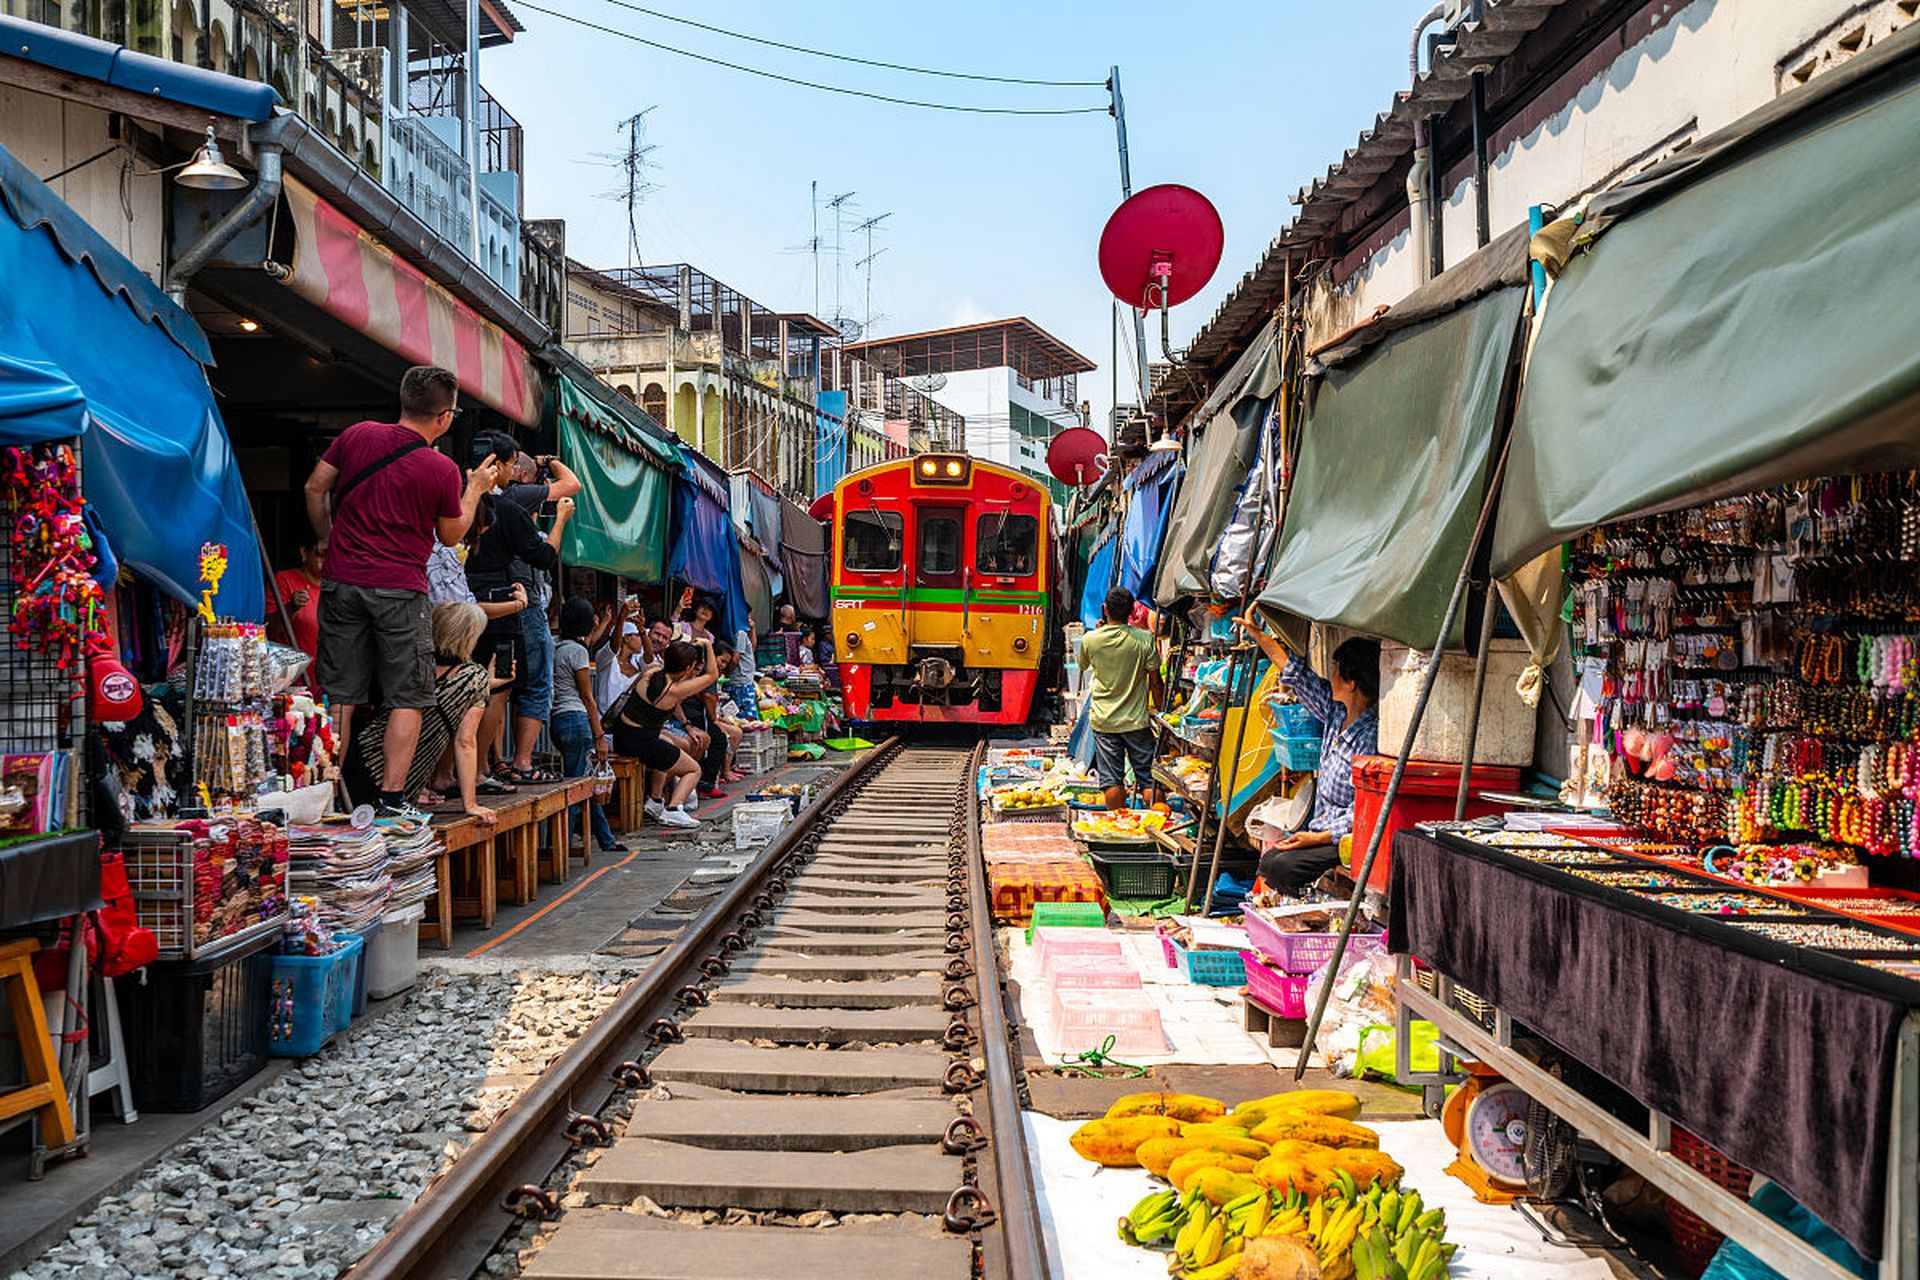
[304,364,497,817]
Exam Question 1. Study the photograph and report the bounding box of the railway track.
[343,739,1049,1280]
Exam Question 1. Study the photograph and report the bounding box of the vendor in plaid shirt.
[1237,614,1380,895]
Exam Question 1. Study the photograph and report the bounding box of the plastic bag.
[1310,951,1399,1077]
[1355,1020,1440,1084]
[1245,785,1314,845]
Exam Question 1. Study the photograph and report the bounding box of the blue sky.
[487,1,1421,426]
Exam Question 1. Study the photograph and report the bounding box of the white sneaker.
[644,798,666,820]
[659,806,700,830]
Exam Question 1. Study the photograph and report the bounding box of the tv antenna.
[594,107,659,269]
[825,189,857,328]
[854,211,890,340]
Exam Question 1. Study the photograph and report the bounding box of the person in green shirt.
[1080,586,1165,811]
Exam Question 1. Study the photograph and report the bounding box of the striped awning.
[280,177,541,425]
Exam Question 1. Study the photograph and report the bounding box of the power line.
[512,0,1112,115]
[594,0,1104,88]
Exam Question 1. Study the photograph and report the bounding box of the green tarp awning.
[553,374,677,583]
[1258,285,1525,648]
[1152,319,1283,605]
[1492,25,1920,574]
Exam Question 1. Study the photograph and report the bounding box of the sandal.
[506,765,561,784]
[416,788,448,807]
[476,778,515,796]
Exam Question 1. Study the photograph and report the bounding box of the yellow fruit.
[1185,1167,1264,1207]
[1305,1146,1403,1191]
[1168,1150,1259,1194]
[1179,1121,1254,1140]
[1136,1134,1271,1177]
[1067,1115,1184,1167]
[1233,1089,1363,1124]
[1248,1112,1379,1150]
[1104,1091,1227,1124]
[1252,1152,1332,1200]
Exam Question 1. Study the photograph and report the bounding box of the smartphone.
[485,585,517,603]
[538,500,558,520]
[493,641,516,675]
[677,586,695,613]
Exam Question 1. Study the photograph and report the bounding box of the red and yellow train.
[818,454,1058,725]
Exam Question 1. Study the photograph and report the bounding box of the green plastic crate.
[1025,900,1107,943]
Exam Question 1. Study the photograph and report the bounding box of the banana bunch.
[1118,1189,1184,1247]
[1345,1187,1453,1280]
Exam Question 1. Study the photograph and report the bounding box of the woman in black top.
[609,637,716,829]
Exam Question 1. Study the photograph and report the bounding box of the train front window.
[843,509,903,572]
[918,512,962,578]
[976,513,1038,576]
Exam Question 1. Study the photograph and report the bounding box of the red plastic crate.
[1241,951,1312,1017]
[1350,756,1524,893]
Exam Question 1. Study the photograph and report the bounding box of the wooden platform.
[422,777,597,947]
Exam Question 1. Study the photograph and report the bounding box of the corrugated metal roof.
[1172,0,1569,393]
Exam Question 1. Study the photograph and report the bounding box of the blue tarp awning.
[667,446,750,637]
[0,139,263,619]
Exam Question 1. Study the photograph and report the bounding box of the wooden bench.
[608,756,644,833]
[430,812,496,940]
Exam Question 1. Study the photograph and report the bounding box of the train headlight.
[944,460,963,477]
[845,632,861,649]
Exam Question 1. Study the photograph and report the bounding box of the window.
[976,513,1038,576]
[843,509,903,572]
[919,513,962,577]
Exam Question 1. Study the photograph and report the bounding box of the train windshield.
[843,509,903,572]
[976,513,1038,576]
[919,511,963,577]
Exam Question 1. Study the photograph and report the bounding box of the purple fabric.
[1388,829,1905,1259]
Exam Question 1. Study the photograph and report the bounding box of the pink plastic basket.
[1044,951,1142,989]
[1049,986,1170,1055]
[1242,951,1312,1018]
[1032,927,1123,973]
[1242,911,1387,975]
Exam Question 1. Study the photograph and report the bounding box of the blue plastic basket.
[1160,931,1248,986]
[1270,729,1324,771]
[1271,703,1321,736]
[267,935,363,1058]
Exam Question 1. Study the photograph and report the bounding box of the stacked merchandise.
[191,621,275,806]
[286,819,390,935]
[1569,470,1920,886]
[981,820,1106,924]
[380,814,440,912]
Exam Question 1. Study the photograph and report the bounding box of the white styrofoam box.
[732,800,792,851]
[1376,639,1538,767]
[366,904,424,1000]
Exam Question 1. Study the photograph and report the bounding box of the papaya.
[1136,1134,1271,1177]
[1252,1150,1332,1200]
[1248,1111,1378,1150]
[1067,1114,1184,1167]
[1178,1121,1254,1140]
[1305,1145,1403,1190]
[1167,1149,1259,1194]
[1230,1088,1363,1126]
[1104,1091,1227,1124]
[1184,1166,1264,1207]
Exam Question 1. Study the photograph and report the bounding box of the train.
[816,454,1062,725]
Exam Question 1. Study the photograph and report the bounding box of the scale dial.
[1463,1082,1532,1188]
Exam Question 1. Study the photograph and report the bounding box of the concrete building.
[841,318,1094,503]
[1159,0,1920,424]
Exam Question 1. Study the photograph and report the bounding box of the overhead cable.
[514,0,1111,115]
[596,0,1107,87]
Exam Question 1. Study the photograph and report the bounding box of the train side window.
[843,510,903,572]
[976,513,1038,576]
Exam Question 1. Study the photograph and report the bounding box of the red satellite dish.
[1098,184,1225,311]
[1047,426,1109,488]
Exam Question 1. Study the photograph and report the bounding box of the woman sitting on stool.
[607,636,718,830]
[1236,614,1380,896]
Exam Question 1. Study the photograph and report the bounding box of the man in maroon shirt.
[302,366,497,816]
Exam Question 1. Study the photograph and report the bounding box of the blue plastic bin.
[1272,703,1321,736]
[1270,728,1324,771]
[267,935,364,1057]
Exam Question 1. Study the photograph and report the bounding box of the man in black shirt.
[463,433,573,783]
[495,448,582,781]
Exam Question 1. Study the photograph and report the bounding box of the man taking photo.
[303,365,494,817]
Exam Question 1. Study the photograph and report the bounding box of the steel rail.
[961,740,1053,1280]
[343,737,905,1280]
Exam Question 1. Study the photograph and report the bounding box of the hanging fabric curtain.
[1119,449,1182,606]
[1154,320,1283,604]
[553,375,676,584]
[1076,528,1118,631]
[778,494,831,620]
[1210,396,1286,602]
[1493,24,1920,577]
[1258,284,1526,648]
[0,140,263,619]
[666,447,750,637]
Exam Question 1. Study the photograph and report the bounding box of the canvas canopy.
[554,374,676,584]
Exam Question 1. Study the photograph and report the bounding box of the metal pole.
[1193,646,1256,911]
[1452,581,1498,820]
[1109,66,1150,405]
[1294,422,1520,1082]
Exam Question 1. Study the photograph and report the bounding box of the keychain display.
[3,444,108,669]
